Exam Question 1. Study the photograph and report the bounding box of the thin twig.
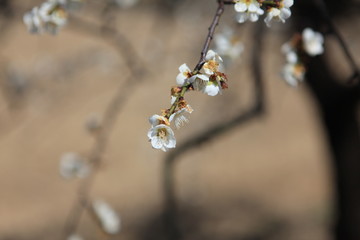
[166,0,226,119]
[194,0,225,71]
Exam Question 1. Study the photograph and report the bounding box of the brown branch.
[194,0,225,72]
[166,0,226,119]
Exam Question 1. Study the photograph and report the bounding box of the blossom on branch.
[147,124,176,152]
[302,28,324,56]
[169,104,193,129]
[234,0,264,23]
[280,27,325,86]
[176,64,208,86]
[59,152,90,179]
[214,27,244,61]
[282,63,305,87]
[24,0,68,34]
[264,0,294,27]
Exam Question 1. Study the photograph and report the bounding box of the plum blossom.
[92,200,121,234]
[169,105,193,129]
[281,42,298,63]
[147,124,176,152]
[202,81,221,96]
[24,0,68,34]
[302,28,324,56]
[59,152,90,179]
[264,0,294,27]
[23,7,43,34]
[201,50,222,79]
[214,27,244,60]
[176,64,208,86]
[282,63,306,87]
[149,114,170,127]
[234,0,264,23]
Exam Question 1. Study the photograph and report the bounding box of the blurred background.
[0,0,359,239]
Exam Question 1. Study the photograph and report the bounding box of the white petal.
[179,63,190,73]
[236,13,248,23]
[248,3,258,12]
[264,13,273,27]
[149,115,160,126]
[280,8,291,20]
[176,73,187,85]
[283,0,294,8]
[196,74,210,81]
[234,2,247,12]
[151,137,164,149]
[205,50,216,61]
[286,51,298,63]
[249,13,259,22]
[204,68,214,75]
[203,83,220,96]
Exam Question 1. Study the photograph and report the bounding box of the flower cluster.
[214,27,244,62]
[281,28,324,86]
[23,0,83,35]
[233,0,294,27]
[148,50,227,151]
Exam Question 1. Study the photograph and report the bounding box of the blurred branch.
[163,20,266,240]
[315,0,359,85]
[62,5,148,239]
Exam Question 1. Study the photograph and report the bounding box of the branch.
[162,19,266,240]
[194,0,225,71]
[62,6,149,239]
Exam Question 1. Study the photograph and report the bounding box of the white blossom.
[169,105,193,129]
[202,81,221,96]
[147,124,176,152]
[302,28,324,56]
[203,50,223,75]
[23,7,42,33]
[214,28,244,60]
[234,0,264,23]
[282,63,305,87]
[149,114,170,127]
[92,200,121,235]
[176,64,195,85]
[176,64,209,86]
[281,43,298,63]
[264,0,293,27]
[24,0,68,34]
[59,152,90,179]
